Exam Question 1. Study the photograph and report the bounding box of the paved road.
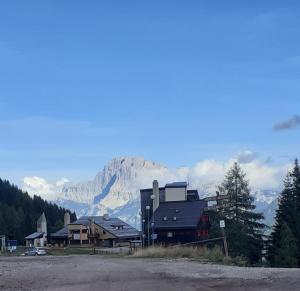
[1,255,300,291]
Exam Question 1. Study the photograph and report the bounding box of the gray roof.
[25,232,44,240]
[51,227,68,238]
[153,200,207,229]
[70,216,139,239]
[165,182,187,188]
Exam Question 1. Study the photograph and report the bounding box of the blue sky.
[0,1,300,184]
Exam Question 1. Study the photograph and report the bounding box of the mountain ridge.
[49,156,280,228]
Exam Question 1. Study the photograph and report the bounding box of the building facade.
[51,215,139,247]
[140,181,210,246]
[25,212,47,247]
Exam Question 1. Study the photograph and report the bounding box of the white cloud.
[22,157,291,202]
[187,159,290,190]
[22,176,69,201]
[241,161,289,189]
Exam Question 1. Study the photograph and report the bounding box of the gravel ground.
[0,255,300,291]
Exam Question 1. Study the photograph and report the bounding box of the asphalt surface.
[1,255,300,291]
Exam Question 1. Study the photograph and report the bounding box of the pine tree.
[0,178,77,243]
[271,222,298,267]
[293,159,300,261]
[218,162,265,264]
[268,159,300,267]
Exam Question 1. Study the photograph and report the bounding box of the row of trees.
[210,160,300,267]
[0,178,76,243]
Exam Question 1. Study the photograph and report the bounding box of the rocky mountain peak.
[48,156,281,229]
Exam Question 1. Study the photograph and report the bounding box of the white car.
[25,247,47,256]
[36,247,47,255]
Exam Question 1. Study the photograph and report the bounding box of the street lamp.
[150,195,155,247]
[142,219,145,248]
[146,205,150,247]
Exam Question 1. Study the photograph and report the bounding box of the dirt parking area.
[0,255,300,291]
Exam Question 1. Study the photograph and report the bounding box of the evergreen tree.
[267,160,300,267]
[0,178,77,244]
[218,162,265,264]
[270,222,298,267]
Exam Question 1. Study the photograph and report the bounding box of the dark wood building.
[140,181,210,246]
[153,200,209,244]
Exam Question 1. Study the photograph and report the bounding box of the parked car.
[25,247,46,256]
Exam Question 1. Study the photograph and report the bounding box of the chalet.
[25,212,47,247]
[140,181,210,246]
[49,212,71,247]
[50,214,139,247]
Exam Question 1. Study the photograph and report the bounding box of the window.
[167,232,173,238]
[111,225,124,230]
[70,230,80,234]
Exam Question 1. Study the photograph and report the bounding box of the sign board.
[7,240,17,252]
[208,200,217,207]
[151,234,157,240]
[219,220,225,228]
[73,234,81,240]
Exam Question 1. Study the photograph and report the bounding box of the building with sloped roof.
[50,215,139,247]
[140,181,210,246]
[25,212,47,247]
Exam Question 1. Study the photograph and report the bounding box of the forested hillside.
[0,178,76,243]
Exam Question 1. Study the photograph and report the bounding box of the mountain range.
[41,157,280,229]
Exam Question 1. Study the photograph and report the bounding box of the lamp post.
[146,205,150,247]
[0,235,5,253]
[142,218,145,248]
[150,194,155,247]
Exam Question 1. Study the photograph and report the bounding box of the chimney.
[64,212,70,227]
[37,212,47,236]
[152,180,160,212]
[90,217,95,235]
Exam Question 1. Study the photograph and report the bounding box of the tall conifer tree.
[218,162,265,264]
[268,160,300,267]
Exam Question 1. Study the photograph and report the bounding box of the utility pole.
[151,194,155,247]
[142,218,145,248]
[0,235,5,253]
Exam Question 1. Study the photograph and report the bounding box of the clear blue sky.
[0,1,299,183]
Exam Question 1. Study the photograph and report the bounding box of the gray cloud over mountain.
[273,115,300,131]
[236,151,259,164]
